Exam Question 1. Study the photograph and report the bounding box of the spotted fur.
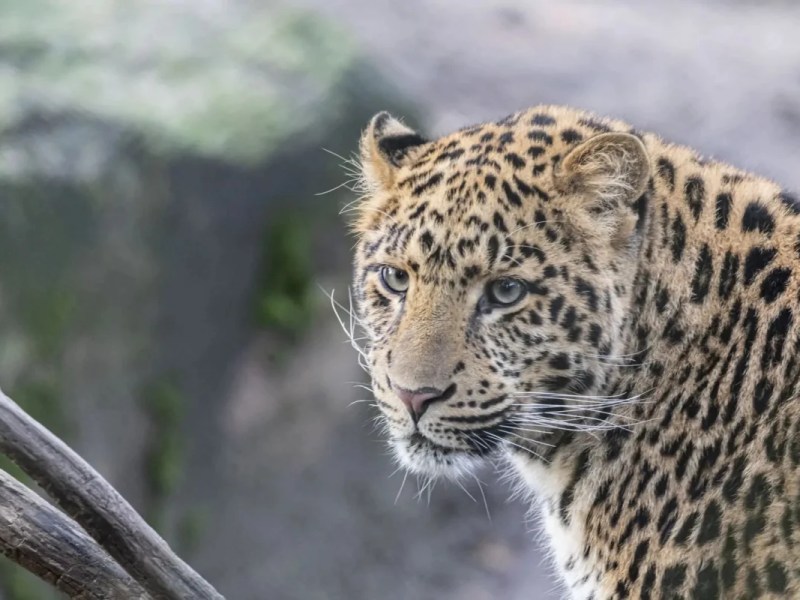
[348,105,800,599]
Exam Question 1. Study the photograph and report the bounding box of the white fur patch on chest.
[509,453,607,600]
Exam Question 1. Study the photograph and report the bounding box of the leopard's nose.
[392,384,456,423]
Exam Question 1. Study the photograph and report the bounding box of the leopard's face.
[351,109,652,478]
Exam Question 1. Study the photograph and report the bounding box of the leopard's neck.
[507,135,800,598]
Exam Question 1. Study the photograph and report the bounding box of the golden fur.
[349,105,800,598]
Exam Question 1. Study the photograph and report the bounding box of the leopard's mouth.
[390,425,507,478]
[407,432,458,454]
[391,434,475,478]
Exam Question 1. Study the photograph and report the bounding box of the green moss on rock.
[11,377,70,439]
[178,507,209,556]
[256,214,316,337]
[0,560,54,600]
[140,377,185,532]
[0,2,357,165]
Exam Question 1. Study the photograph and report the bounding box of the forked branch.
[0,387,224,599]
[0,469,148,598]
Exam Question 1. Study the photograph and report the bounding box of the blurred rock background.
[0,0,798,598]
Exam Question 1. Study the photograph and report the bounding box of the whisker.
[341,205,399,226]
[454,479,478,504]
[387,465,403,479]
[315,180,352,196]
[321,286,375,379]
[513,393,628,402]
[509,415,629,434]
[496,425,556,445]
[511,411,625,425]
[351,383,374,393]
[485,432,550,464]
[510,219,568,236]
[472,474,492,521]
[394,470,409,505]
[514,399,653,412]
[595,360,647,368]
[508,398,648,411]
[321,147,350,162]
[338,197,364,215]
[465,431,492,453]
[510,388,654,405]
[427,478,437,506]
[552,405,646,420]
[520,389,632,400]
[583,343,654,360]
[415,475,435,502]
[346,398,377,408]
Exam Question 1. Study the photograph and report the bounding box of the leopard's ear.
[359,112,427,191]
[554,132,651,246]
[555,132,650,208]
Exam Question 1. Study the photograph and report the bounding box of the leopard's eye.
[380,266,410,294]
[487,278,526,306]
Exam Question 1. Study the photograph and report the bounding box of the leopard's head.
[349,108,651,478]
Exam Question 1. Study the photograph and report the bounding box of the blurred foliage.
[0,335,71,600]
[11,376,70,439]
[256,214,316,338]
[140,377,185,533]
[17,288,77,364]
[0,180,78,599]
[139,379,213,557]
[0,1,357,165]
[0,181,94,358]
[0,565,41,600]
[0,0,417,595]
[177,506,209,556]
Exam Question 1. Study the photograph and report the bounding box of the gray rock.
[0,2,415,598]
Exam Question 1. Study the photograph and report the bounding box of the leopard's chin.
[391,433,486,480]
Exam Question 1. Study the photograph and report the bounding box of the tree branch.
[0,468,149,599]
[0,388,224,599]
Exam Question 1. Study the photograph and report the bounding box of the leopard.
[346,104,800,599]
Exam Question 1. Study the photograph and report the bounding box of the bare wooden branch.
[0,388,224,600]
[0,469,150,599]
